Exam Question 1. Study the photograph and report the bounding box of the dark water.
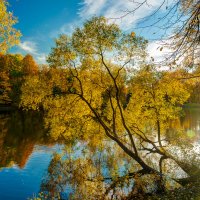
[0,107,199,200]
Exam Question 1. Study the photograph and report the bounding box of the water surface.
[0,107,199,199]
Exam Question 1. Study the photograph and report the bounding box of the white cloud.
[60,23,75,35]
[147,40,175,70]
[147,40,171,62]
[50,21,79,38]
[19,41,38,54]
[18,40,47,64]
[52,0,175,39]
[78,0,174,30]
[36,54,47,64]
[79,0,107,18]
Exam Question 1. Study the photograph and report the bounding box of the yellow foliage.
[0,70,11,102]
[0,0,21,53]
[20,17,196,182]
[22,54,38,75]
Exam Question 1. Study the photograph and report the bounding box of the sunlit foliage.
[0,0,21,53]
[20,17,200,197]
[22,54,39,75]
[0,53,38,104]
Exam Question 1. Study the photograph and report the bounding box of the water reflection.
[38,142,179,199]
[0,111,58,168]
[0,107,200,199]
[0,111,63,200]
[181,107,200,140]
[169,107,200,142]
[38,107,200,199]
[39,144,139,200]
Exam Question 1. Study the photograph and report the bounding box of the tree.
[0,53,24,103]
[119,0,199,67]
[20,17,200,196]
[22,54,38,75]
[0,70,11,103]
[0,0,21,53]
[0,53,23,72]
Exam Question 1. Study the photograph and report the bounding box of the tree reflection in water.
[1,110,200,199]
[0,111,57,169]
[38,106,200,199]
[39,136,200,200]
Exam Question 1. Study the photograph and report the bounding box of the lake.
[0,107,200,200]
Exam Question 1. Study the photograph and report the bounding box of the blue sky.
[9,0,81,63]
[8,0,175,64]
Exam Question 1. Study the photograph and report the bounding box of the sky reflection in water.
[0,107,199,199]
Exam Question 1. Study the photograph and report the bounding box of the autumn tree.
[0,70,11,103]
[20,17,200,196]
[0,53,23,73]
[0,0,21,53]
[22,54,38,75]
[0,53,24,103]
[0,0,21,103]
